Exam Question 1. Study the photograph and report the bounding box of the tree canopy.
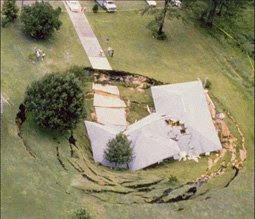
[104,133,134,168]
[196,0,252,27]
[20,2,62,40]
[1,0,19,27]
[24,72,85,131]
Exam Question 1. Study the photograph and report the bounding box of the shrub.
[1,0,19,27]
[168,175,178,184]
[72,208,91,219]
[24,72,85,131]
[20,2,62,40]
[92,4,99,13]
[204,78,212,89]
[104,133,133,168]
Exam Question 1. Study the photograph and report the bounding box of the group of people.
[99,37,114,57]
[34,47,46,61]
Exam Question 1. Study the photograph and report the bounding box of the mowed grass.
[1,5,254,219]
[85,11,254,217]
[87,10,254,167]
[1,9,91,219]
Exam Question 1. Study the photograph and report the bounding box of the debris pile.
[94,72,151,93]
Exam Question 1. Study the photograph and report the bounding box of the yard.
[1,2,254,219]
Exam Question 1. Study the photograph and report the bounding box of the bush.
[168,175,178,184]
[72,208,90,219]
[204,78,212,89]
[20,2,62,40]
[104,133,133,168]
[1,0,19,27]
[24,72,85,131]
[92,4,99,13]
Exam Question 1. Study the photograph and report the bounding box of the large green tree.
[104,134,134,168]
[24,72,85,131]
[1,0,19,27]
[20,2,62,40]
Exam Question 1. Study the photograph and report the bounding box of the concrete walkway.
[92,83,127,132]
[64,2,112,70]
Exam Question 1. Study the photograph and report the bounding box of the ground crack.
[56,146,68,171]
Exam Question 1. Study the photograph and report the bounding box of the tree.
[200,0,223,26]
[143,0,183,40]
[104,133,133,168]
[1,0,19,27]
[20,2,62,40]
[24,72,85,131]
[200,0,251,27]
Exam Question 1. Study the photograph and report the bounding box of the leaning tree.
[24,72,85,131]
[20,2,62,40]
[104,133,134,168]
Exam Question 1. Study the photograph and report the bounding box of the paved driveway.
[64,2,112,70]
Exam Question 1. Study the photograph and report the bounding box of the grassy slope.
[1,11,90,219]
[1,4,254,219]
[86,10,254,165]
[86,11,254,218]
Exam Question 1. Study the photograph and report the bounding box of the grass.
[118,84,154,123]
[86,10,254,165]
[212,2,255,60]
[85,10,254,217]
[1,9,90,219]
[1,3,254,219]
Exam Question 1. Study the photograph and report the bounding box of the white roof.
[124,114,180,170]
[85,80,221,171]
[85,121,117,168]
[151,81,221,156]
[85,113,180,170]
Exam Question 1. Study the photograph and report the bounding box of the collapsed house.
[85,80,222,171]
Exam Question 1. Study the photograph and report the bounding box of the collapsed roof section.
[85,113,181,170]
[123,113,180,170]
[85,80,222,171]
[151,81,222,157]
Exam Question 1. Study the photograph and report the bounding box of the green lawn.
[86,11,254,166]
[1,4,254,219]
[1,9,90,219]
[86,10,254,218]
